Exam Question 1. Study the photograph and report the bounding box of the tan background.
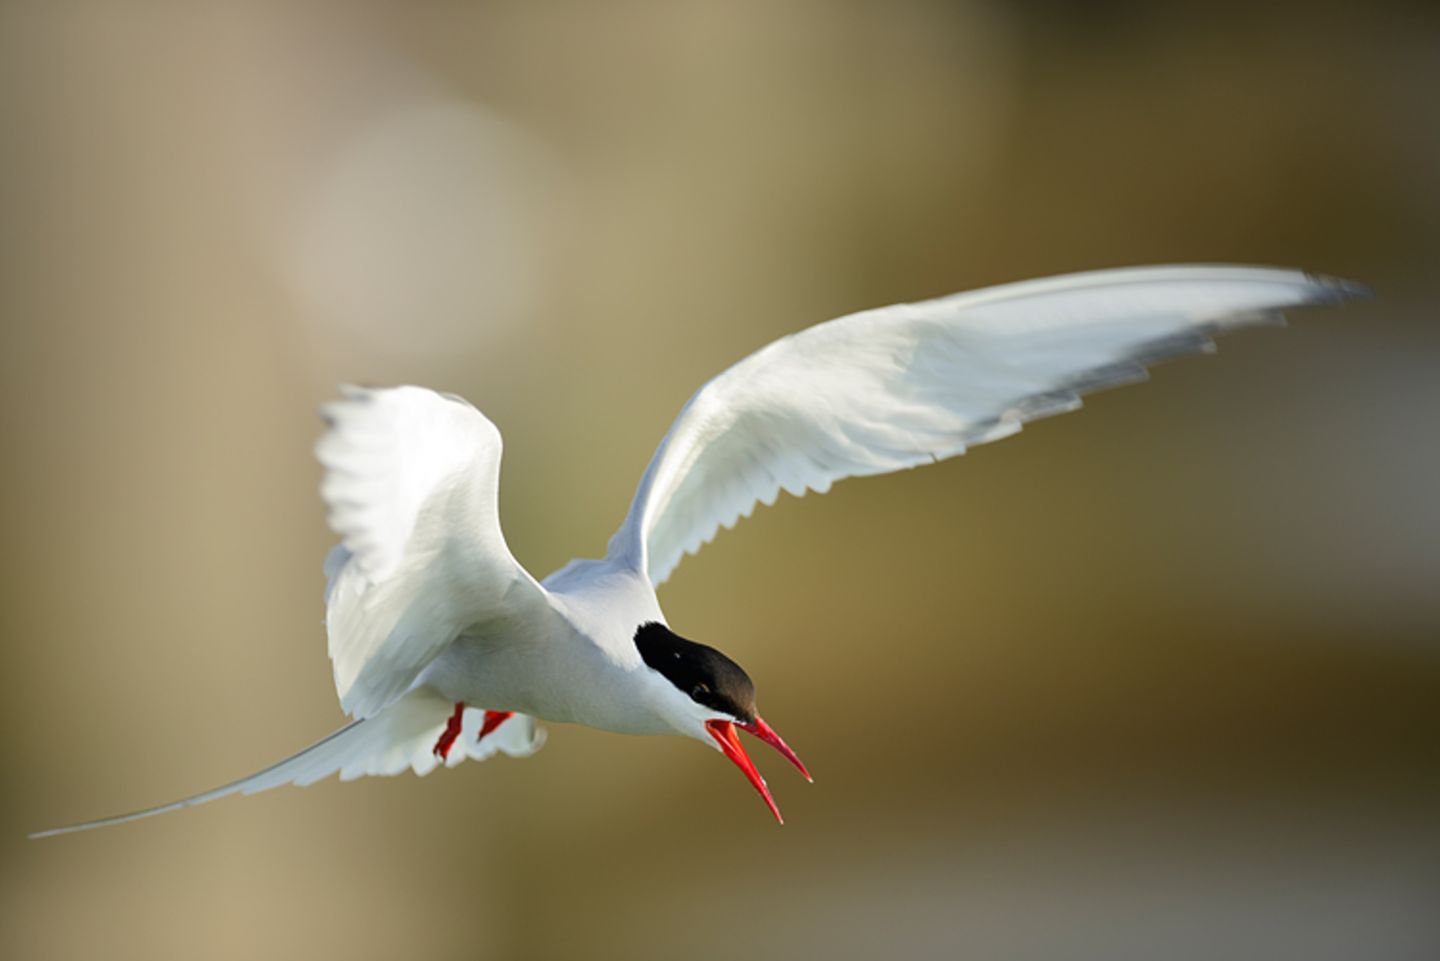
[2,2,1438,959]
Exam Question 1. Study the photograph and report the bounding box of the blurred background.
[2,1,1438,959]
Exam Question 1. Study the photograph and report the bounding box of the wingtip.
[26,803,182,839]
[1305,272,1373,302]
[28,818,119,840]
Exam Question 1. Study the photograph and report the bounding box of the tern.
[33,264,1364,837]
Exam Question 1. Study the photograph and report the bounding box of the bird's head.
[633,621,811,822]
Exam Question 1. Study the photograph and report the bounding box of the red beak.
[705,715,811,824]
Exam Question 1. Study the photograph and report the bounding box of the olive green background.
[2,2,1437,959]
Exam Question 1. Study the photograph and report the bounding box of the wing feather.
[317,386,546,718]
[609,265,1365,585]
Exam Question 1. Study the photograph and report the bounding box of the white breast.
[417,558,677,734]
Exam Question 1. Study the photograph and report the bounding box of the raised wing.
[609,265,1365,585]
[317,385,546,718]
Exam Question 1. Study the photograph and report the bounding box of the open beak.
[740,716,812,783]
[705,715,811,824]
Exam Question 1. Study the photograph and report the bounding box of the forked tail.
[29,690,544,838]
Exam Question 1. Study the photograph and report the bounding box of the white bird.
[32,264,1364,836]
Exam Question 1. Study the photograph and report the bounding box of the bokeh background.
[2,2,1438,959]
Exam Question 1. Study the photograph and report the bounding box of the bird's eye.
[692,683,711,700]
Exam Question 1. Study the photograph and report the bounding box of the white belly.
[414,562,676,736]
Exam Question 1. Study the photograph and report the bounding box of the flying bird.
[32,264,1364,836]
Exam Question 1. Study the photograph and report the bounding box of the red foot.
[478,710,514,743]
[433,702,466,760]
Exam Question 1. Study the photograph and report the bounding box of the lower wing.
[30,690,545,838]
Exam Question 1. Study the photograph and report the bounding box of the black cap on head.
[633,622,756,723]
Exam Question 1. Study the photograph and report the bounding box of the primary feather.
[609,265,1364,585]
[28,691,544,838]
[317,385,547,718]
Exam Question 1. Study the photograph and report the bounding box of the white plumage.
[316,385,549,718]
[32,264,1364,837]
[613,265,1360,585]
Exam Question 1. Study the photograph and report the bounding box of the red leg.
[478,710,514,743]
[433,702,466,760]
